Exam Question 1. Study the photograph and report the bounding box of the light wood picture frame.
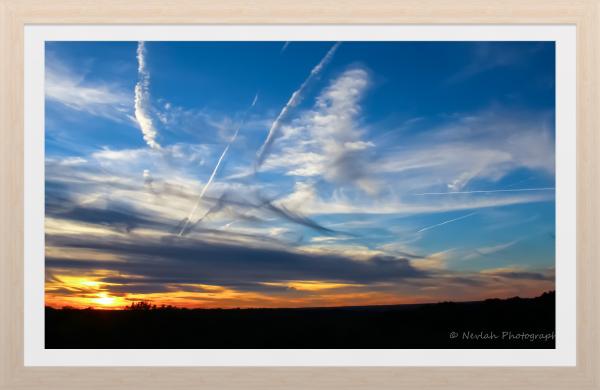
[1,0,598,389]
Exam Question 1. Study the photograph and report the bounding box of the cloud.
[44,153,555,307]
[46,152,344,242]
[445,42,539,84]
[152,100,260,145]
[45,54,132,122]
[178,189,343,238]
[275,177,553,217]
[47,202,169,233]
[45,230,555,307]
[263,66,375,192]
[45,151,212,230]
[261,198,340,236]
[376,109,555,191]
[46,234,427,286]
[92,144,212,170]
[58,157,88,166]
[256,73,554,217]
[464,239,521,260]
[480,266,554,281]
[256,42,341,167]
[134,42,161,149]
[477,240,519,255]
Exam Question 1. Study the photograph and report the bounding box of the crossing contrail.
[177,93,259,236]
[413,187,555,196]
[255,42,341,168]
[417,212,477,233]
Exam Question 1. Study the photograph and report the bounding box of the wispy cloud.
[134,41,161,149]
[473,239,520,258]
[377,109,555,192]
[445,42,534,84]
[45,54,131,122]
[256,42,341,167]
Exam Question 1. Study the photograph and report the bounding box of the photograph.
[44,40,556,349]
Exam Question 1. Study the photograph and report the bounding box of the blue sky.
[44,41,556,308]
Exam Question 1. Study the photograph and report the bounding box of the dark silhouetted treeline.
[45,291,555,349]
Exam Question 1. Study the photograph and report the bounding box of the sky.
[44,41,556,309]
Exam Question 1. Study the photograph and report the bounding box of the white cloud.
[59,157,88,166]
[91,144,213,175]
[45,55,131,122]
[134,42,161,150]
[263,66,376,193]
[463,239,521,260]
[477,239,520,255]
[412,250,454,270]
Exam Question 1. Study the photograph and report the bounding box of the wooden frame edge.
[1,0,598,389]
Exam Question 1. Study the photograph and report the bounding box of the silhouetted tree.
[126,301,153,310]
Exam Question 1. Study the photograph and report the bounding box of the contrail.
[417,212,476,233]
[255,42,341,168]
[134,41,161,149]
[413,187,555,196]
[260,197,340,235]
[280,41,290,54]
[177,94,259,236]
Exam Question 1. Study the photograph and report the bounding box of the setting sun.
[93,293,117,307]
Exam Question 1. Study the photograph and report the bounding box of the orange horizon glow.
[45,273,555,310]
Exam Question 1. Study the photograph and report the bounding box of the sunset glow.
[93,293,117,307]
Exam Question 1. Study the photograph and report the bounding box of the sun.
[93,293,116,307]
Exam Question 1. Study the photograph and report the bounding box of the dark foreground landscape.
[46,291,555,349]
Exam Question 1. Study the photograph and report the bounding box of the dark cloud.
[324,148,374,190]
[386,250,425,260]
[261,200,340,236]
[485,271,553,281]
[45,234,428,289]
[106,283,175,294]
[50,204,170,233]
[45,177,170,233]
[443,276,487,287]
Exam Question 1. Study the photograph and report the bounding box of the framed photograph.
[1,1,598,389]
